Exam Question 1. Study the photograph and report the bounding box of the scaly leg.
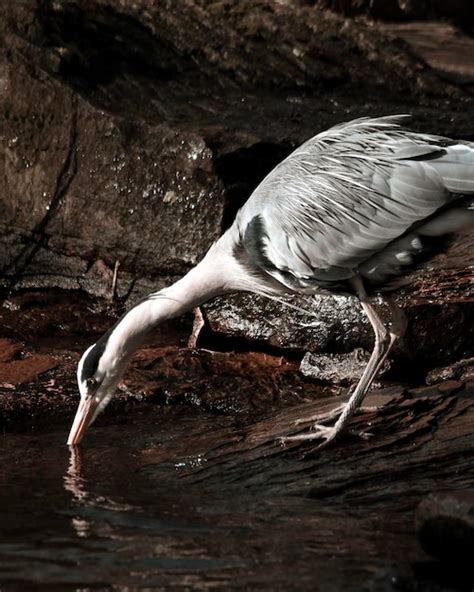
[281,278,406,447]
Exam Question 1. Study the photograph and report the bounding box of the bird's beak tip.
[66,396,97,446]
[66,435,81,447]
[66,422,86,447]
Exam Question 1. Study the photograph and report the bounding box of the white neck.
[97,230,256,373]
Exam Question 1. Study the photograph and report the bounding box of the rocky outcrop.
[320,0,474,32]
[0,6,226,297]
[0,0,473,368]
[416,490,474,563]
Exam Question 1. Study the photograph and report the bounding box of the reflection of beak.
[67,396,101,446]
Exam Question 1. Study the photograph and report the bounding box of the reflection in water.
[63,445,138,540]
[63,446,91,538]
[64,446,88,503]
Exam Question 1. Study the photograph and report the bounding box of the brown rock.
[426,358,474,385]
[0,339,58,385]
[416,490,474,563]
[300,348,371,385]
[321,0,474,32]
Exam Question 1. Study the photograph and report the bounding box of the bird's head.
[67,340,127,445]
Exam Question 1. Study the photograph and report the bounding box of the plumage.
[68,116,474,447]
[237,115,472,290]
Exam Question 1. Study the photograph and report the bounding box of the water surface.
[0,401,465,591]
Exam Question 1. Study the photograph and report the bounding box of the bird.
[67,115,474,446]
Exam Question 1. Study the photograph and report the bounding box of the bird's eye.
[86,377,98,388]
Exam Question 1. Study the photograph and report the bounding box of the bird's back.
[235,116,474,292]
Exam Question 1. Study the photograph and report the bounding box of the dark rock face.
[416,490,474,563]
[203,293,372,352]
[320,0,474,32]
[0,15,225,291]
[300,348,373,385]
[202,291,473,370]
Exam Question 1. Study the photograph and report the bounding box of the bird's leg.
[281,279,406,447]
[334,294,405,440]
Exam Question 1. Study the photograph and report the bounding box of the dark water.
[0,403,449,591]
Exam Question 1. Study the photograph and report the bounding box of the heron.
[67,115,474,446]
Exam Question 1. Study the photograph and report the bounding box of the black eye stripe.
[80,331,111,382]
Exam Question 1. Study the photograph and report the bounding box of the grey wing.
[239,118,474,289]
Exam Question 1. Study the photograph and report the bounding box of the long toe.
[279,423,338,446]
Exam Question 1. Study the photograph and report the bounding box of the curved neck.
[95,225,282,374]
[109,264,221,360]
[98,241,236,371]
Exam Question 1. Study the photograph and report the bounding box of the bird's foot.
[279,423,340,448]
[279,423,374,448]
[279,403,377,448]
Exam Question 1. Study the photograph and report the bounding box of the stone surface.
[426,358,474,385]
[300,348,372,385]
[416,490,474,563]
[202,293,473,369]
[0,52,225,286]
[202,293,372,353]
[320,0,474,31]
[382,22,474,87]
[2,0,473,291]
[0,338,58,386]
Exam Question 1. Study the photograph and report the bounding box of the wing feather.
[238,116,474,288]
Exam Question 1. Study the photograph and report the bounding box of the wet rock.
[0,291,118,346]
[0,52,225,291]
[203,292,372,353]
[79,259,115,300]
[300,348,372,385]
[381,22,474,89]
[202,294,473,371]
[425,358,474,385]
[321,0,474,32]
[1,0,473,296]
[0,338,58,385]
[361,566,415,592]
[399,300,474,371]
[131,346,322,414]
[416,490,474,563]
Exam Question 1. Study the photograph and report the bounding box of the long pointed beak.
[67,396,100,446]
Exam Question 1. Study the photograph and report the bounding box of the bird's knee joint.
[375,327,391,350]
